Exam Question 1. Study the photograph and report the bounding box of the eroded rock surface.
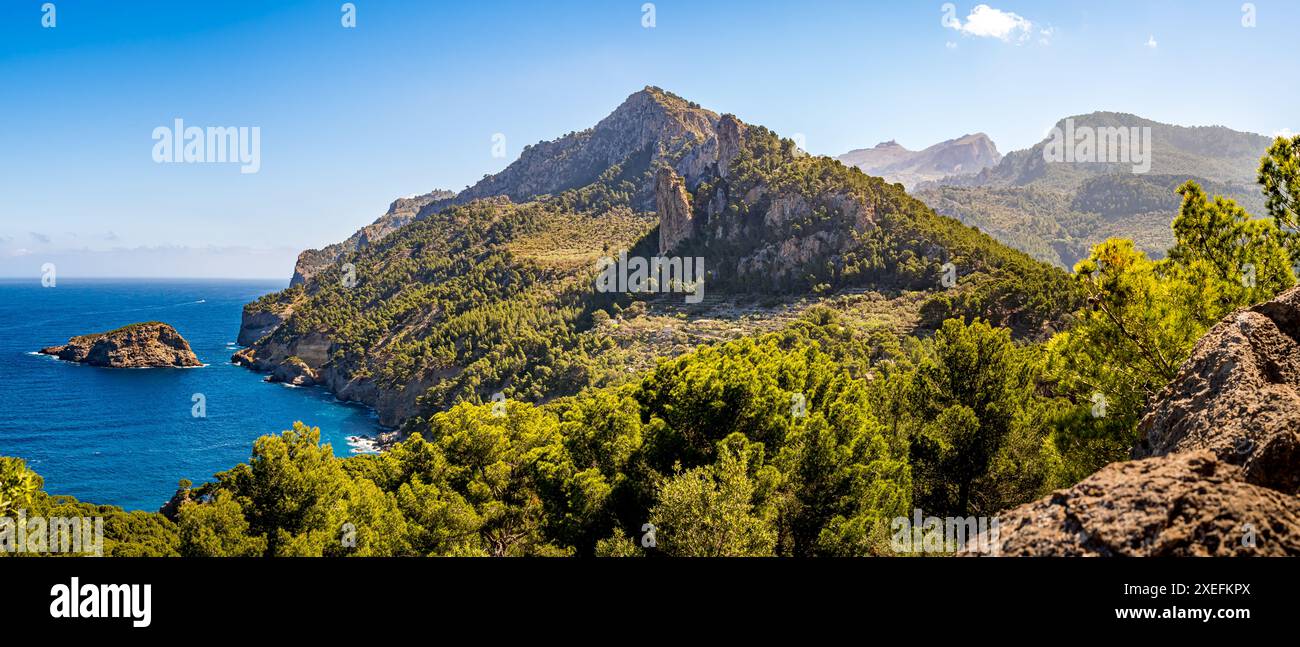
[40,322,202,368]
[656,167,693,254]
[973,451,1300,556]
[1135,287,1300,494]
[965,286,1300,556]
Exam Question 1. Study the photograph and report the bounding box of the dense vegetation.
[679,122,1082,336]
[260,197,655,414]
[6,124,1297,557]
[244,108,1084,427]
[919,175,1267,269]
[0,457,179,557]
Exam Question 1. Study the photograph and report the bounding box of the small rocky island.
[39,322,202,368]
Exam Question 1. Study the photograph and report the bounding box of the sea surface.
[0,278,382,511]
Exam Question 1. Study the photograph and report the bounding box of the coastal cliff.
[40,322,202,368]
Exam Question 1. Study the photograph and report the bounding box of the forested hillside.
[7,99,1298,558]
[233,88,1080,430]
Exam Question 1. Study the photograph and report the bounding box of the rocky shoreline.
[40,322,202,369]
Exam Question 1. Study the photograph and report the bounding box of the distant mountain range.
[837,134,1001,190]
[911,112,1275,268]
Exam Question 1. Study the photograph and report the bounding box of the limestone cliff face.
[963,286,1300,556]
[233,331,426,427]
[40,322,201,368]
[646,108,880,288]
[656,167,693,254]
[236,304,293,346]
[715,114,746,180]
[723,189,876,287]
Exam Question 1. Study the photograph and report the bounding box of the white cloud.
[946,4,1035,42]
[1276,128,1296,138]
[1146,35,1158,49]
[946,41,958,49]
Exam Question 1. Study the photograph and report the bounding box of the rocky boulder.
[964,286,1300,556]
[1135,286,1300,494]
[972,451,1300,556]
[269,357,320,386]
[40,322,202,368]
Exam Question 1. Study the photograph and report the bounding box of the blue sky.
[0,0,1296,278]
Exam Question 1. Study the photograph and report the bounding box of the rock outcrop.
[269,356,320,387]
[964,286,1300,556]
[1134,288,1300,494]
[236,303,294,346]
[975,451,1300,556]
[656,167,693,254]
[292,189,455,286]
[715,114,746,180]
[158,482,192,522]
[40,322,202,368]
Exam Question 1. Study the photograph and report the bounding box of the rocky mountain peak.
[290,87,723,285]
[449,86,720,210]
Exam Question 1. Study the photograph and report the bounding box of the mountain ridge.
[291,87,722,284]
[837,133,1001,190]
[915,111,1275,268]
[237,88,1078,429]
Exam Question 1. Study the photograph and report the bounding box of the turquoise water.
[0,279,381,511]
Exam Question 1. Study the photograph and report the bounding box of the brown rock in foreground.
[1135,287,1300,494]
[39,322,202,368]
[971,451,1300,556]
[965,286,1300,556]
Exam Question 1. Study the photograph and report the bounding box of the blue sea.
[0,279,382,511]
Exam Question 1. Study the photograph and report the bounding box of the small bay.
[0,278,381,511]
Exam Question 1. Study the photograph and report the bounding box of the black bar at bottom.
[2,557,1288,636]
